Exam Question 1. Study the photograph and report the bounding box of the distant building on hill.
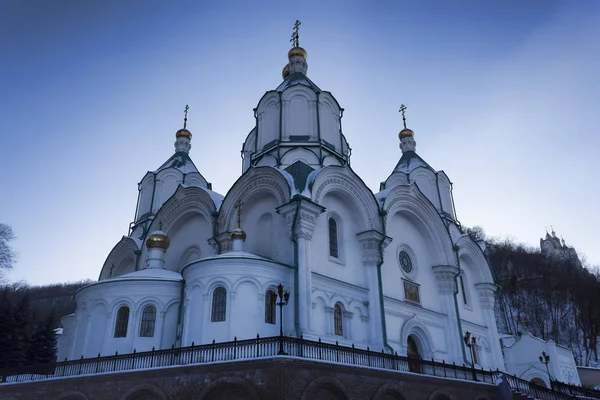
[540,229,581,266]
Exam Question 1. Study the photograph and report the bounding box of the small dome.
[146,230,170,250]
[399,128,414,139]
[282,64,290,79]
[176,128,192,140]
[288,47,307,60]
[231,228,247,241]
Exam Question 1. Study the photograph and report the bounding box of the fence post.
[367,347,371,367]
[256,334,260,358]
[394,351,398,371]
[336,341,339,362]
[150,346,155,368]
[299,334,303,358]
[351,344,356,365]
[442,360,447,377]
[131,349,136,369]
[318,338,322,360]
[211,339,215,362]
[112,352,118,372]
[95,353,101,373]
[189,342,195,364]
[233,336,237,359]
[170,344,175,365]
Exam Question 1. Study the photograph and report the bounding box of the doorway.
[407,335,422,373]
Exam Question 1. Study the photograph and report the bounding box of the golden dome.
[176,128,192,140]
[282,64,290,79]
[288,47,307,60]
[231,228,247,241]
[399,128,414,139]
[146,230,170,250]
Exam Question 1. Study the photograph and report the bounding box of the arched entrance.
[531,378,547,388]
[407,335,422,373]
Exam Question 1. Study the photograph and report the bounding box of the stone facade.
[0,358,498,400]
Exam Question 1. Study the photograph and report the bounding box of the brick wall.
[0,358,497,400]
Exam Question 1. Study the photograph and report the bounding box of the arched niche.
[100,237,140,280]
[301,377,348,400]
[399,316,434,361]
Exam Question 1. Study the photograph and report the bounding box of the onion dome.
[231,228,247,241]
[288,47,307,60]
[282,64,290,80]
[399,128,414,139]
[146,230,170,250]
[176,128,192,140]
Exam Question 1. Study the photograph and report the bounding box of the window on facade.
[334,303,343,336]
[329,218,339,258]
[211,287,227,322]
[460,275,468,305]
[114,306,130,338]
[265,290,276,324]
[139,305,156,337]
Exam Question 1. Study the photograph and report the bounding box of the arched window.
[211,287,227,322]
[460,275,468,305]
[114,306,130,338]
[328,218,339,258]
[265,289,276,324]
[334,303,343,336]
[139,305,156,337]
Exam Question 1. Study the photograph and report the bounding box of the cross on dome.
[399,104,408,129]
[290,20,301,48]
[183,104,189,129]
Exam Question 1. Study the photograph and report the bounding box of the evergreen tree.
[8,293,31,367]
[28,312,57,364]
[0,288,14,368]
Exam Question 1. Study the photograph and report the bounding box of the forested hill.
[484,238,600,367]
[0,280,90,367]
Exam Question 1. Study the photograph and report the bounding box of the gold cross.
[235,199,243,228]
[183,104,189,129]
[290,20,301,48]
[399,104,407,129]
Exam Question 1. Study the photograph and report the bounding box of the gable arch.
[384,184,454,266]
[456,235,494,284]
[100,237,141,280]
[199,376,262,400]
[153,185,217,234]
[311,166,381,232]
[373,383,407,400]
[218,166,291,232]
[179,245,202,270]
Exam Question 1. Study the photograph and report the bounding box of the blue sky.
[1,0,599,285]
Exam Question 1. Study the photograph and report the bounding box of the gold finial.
[183,104,189,129]
[290,20,301,48]
[399,104,407,129]
[235,199,243,229]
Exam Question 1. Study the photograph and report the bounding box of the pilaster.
[356,230,391,349]
[277,198,325,335]
[475,282,504,370]
[432,265,462,362]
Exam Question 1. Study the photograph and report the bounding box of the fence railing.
[0,335,591,400]
[0,335,492,385]
[552,380,600,399]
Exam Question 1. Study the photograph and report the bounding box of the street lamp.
[271,283,290,355]
[539,351,551,387]
[463,331,478,381]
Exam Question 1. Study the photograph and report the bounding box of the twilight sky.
[1,0,599,285]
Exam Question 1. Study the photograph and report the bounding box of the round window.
[399,250,413,274]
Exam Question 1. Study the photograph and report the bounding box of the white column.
[475,282,505,370]
[277,199,324,336]
[356,230,391,350]
[432,265,463,363]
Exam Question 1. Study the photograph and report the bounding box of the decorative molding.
[356,230,391,265]
[432,265,459,295]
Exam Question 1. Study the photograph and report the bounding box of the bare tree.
[0,223,16,281]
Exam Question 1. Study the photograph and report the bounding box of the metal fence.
[1,335,595,400]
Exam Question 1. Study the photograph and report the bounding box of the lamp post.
[271,283,290,355]
[539,351,551,388]
[463,331,478,381]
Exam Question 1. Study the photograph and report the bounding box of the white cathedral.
[58,36,509,375]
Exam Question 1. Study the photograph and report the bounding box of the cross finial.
[290,20,301,48]
[235,199,243,229]
[399,104,407,129]
[183,104,189,129]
